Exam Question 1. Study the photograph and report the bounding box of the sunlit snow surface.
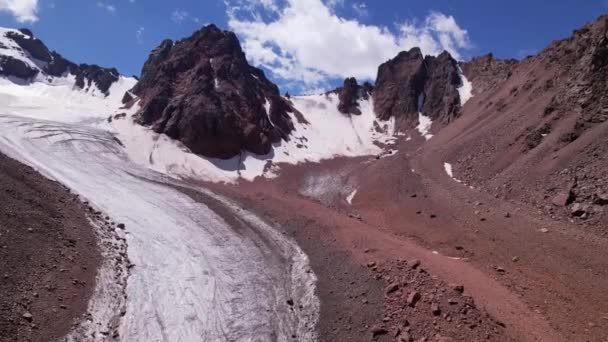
[112,93,396,183]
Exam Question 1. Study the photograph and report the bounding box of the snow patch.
[443,162,462,183]
[0,74,136,122]
[457,66,473,106]
[416,113,434,140]
[415,93,433,140]
[346,189,358,205]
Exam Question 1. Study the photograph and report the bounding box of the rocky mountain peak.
[0,27,121,95]
[373,47,462,126]
[131,24,296,159]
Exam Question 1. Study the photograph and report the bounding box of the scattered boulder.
[552,191,574,206]
[399,332,414,342]
[452,284,464,294]
[431,302,441,316]
[386,283,400,295]
[410,259,421,269]
[371,325,388,336]
[22,312,33,322]
[570,203,589,217]
[594,193,608,206]
[407,291,421,307]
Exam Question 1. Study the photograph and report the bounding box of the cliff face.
[131,25,295,159]
[373,48,463,126]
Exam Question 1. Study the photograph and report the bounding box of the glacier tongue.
[0,115,319,341]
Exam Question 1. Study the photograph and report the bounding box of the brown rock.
[370,325,388,336]
[571,203,589,217]
[386,283,399,294]
[22,312,33,321]
[552,191,574,206]
[452,284,464,294]
[594,193,608,205]
[431,302,441,315]
[407,291,421,307]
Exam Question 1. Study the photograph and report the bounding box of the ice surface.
[0,115,319,341]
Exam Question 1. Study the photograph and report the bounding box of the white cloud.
[171,9,189,23]
[0,0,39,22]
[136,26,144,44]
[352,2,367,17]
[226,0,471,92]
[97,1,116,12]
[171,9,201,24]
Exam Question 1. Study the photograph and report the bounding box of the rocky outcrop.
[73,64,119,95]
[131,24,295,159]
[335,77,372,115]
[0,55,38,79]
[6,30,53,62]
[0,28,121,95]
[461,54,517,95]
[373,48,462,125]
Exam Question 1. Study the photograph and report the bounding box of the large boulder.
[131,24,296,159]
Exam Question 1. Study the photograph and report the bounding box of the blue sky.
[0,0,606,93]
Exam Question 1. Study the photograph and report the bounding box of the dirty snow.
[457,66,473,106]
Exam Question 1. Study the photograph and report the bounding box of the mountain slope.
[425,14,608,232]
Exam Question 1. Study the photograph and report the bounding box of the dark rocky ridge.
[131,24,296,159]
[373,48,463,127]
[0,29,119,95]
[334,77,373,115]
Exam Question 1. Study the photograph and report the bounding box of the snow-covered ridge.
[0,28,40,70]
[0,26,123,96]
[110,93,397,183]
